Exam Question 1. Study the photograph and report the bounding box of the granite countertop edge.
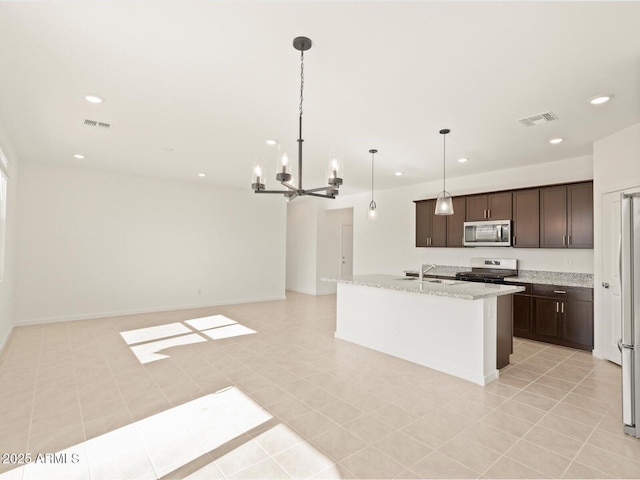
[402,265,594,288]
[322,275,525,300]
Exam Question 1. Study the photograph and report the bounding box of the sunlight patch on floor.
[0,387,340,480]
[200,324,256,340]
[119,315,257,364]
[129,333,207,364]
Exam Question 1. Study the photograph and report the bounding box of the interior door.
[602,187,640,364]
[340,224,353,277]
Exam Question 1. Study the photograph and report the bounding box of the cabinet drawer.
[532,284,593,301]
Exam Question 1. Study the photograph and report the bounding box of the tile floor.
[0,292,639,479]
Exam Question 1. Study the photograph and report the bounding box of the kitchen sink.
[424,279,463,285]
[394,277,463,285]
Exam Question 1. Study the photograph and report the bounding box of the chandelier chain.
[299,50,304,117]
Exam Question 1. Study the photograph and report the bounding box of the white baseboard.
[0,325,14,356]
[285,288,318,296]
[13,295,287,326]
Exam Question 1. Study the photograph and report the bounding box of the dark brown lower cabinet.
[513,293,532,337]
[497,295,513,369]
[532,298,562,339]
[513,283,593,351]
[562,300,594,347]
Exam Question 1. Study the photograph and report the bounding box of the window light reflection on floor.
[119,315,257,364]
[129,333,207,364]
[0,388,340,480]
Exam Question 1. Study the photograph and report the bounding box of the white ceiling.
[0,1,638,196]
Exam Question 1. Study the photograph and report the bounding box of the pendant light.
[367,149,379,220]
[434,128,454,215]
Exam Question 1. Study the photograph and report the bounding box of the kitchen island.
[325,274,525,385]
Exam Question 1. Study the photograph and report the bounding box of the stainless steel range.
[456,258,518,284]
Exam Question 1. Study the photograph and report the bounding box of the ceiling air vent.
[518,111,558,127]
[83,119,111,129]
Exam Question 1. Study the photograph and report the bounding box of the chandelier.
[251,37,342,200]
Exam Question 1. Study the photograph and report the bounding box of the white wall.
[592,123,640,357]
[14,161,286,324]
[285,199,353,295]
[328,155,594,275]
[286,198,319,295]
[0,122,17,351]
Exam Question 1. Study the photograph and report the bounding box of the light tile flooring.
[0,292,639,479]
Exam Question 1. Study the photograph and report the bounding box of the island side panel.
[335,283,499,385]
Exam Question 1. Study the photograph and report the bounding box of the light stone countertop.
[504,270,594,288]
[323,274,524,300]
[402,265,594,288]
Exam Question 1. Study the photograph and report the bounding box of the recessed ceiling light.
[266,139,277,146]
[197,173,206,177]
[458,158,468,163]
[73,154,85,159]
[589,94,614,105]
[84,95,103,104]
[394,172,404,176]
[549,138,564,144]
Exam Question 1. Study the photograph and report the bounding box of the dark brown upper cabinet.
[446,197,466,247]
[466,192,512,221]
[415,199,447,247]
[567,182,594,248]
[540,182,593,249]
[513,189,540,248]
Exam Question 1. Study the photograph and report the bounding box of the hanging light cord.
[442,133,447,193]
[371,151,375,204]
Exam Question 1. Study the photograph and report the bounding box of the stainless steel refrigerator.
[622,192,640,438]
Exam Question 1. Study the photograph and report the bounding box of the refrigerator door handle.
[622,345,635,427]
[621,194,633,346]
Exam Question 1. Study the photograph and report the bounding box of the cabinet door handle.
[561,303,564,314]
[562,235,566,246]
[556,302,559,313]
[513,235,516,245]
[488,209,491,218]
[483,210,486,219]
[568,235,571,245]
[553,290,566,294]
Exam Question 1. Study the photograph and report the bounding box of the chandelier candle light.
[367,149,379,220]
[434,128,454,215]
[252,37,342,200]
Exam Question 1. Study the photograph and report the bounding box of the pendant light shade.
[367,149,379,220]
[435,128,454,216]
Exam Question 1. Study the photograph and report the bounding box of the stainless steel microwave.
[463,220,512,247]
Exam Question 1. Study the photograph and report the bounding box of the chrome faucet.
[419,264,436,281]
